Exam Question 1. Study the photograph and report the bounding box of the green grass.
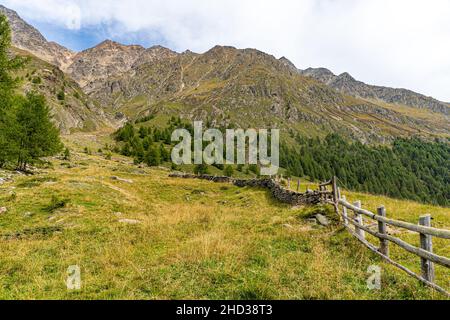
[0,133,448,300]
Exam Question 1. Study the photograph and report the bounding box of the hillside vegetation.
[111,118,450,207]
[282,134,450,206]
[0,132,448,300]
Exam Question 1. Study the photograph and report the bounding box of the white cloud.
[2,0,450,101]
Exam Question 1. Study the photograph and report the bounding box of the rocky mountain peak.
[0,5,75,70]
[338,72,356,81]
[301,67,337,84]
[302,67,449,115]
[131,45,179,69]
[279,56,299,74]
[93,39,144,52]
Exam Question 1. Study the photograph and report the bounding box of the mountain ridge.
[1,4,448,141]
[300,67,449,115]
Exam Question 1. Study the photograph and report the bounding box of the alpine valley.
[1,4,448,141]
[0,4,449,301]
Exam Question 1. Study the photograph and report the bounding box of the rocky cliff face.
[13,48,116,134]
[66,40,146,90]
[1,5,117,133]
[301,67,450,115]
[66,42,179,94]
[0,5,75,70]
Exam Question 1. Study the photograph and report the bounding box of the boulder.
[315,214,330,226]
[119,219,141,224]
[111,176,133,183]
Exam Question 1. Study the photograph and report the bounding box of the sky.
[1,0,450,102]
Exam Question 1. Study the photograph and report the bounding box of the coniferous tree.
[145,145,161,166]
[224,165,234,177]
[159,144,170,162]
[0,14,25,167]
[15,92,63,171]
[194,163,209,175]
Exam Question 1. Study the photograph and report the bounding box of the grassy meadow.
[0,132,448,300]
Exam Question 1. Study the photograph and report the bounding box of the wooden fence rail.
[322,177,450,297]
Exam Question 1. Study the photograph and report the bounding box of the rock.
[23,212,34,217]
[118,219,141,224]
[315,214,329,226]
[191,189,206,195]
[0,207,7,214]
[111,176,133,183]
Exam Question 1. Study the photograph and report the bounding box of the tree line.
[113,117,261,177]
[115,115,449,206]
[281,133,449,206]
[0,15,62,171]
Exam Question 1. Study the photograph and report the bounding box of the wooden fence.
[323,177,450,297]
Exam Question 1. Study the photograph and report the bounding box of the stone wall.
[169,173,331,206]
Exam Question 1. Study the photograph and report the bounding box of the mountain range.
[1,4,448,141]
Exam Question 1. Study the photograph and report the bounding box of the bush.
[63,147,70,160]
[194,164,209,175]
[57,90,65,101]
[32,76,41,84]
[224,165,234,177]
[44,195,69,213]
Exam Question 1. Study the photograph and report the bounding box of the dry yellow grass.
[0,133,448,300]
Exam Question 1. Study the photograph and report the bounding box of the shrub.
[224,165,234,177]
[32,76,41,84]
[44,195,69,213]
[57,90,65,101]
[194,164,209,175]
[63,147,70,160]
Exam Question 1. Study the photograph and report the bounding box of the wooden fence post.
[297,179,300,192]
[332,176,338,204]
[419,214,435,283]
[342,195,348,225]
[377,206,389,256]
[354,200,365,239]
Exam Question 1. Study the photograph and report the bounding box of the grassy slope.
[0,133,448,300]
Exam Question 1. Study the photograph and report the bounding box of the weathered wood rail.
[323,177,450,297]
[169,172,449,296]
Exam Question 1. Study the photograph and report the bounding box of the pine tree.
[159,144,170,162]
[145,146,161,167]
[0,14,26,167]
[15,92,63,171]
[194,164,209,175]
[224,165,234,177]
